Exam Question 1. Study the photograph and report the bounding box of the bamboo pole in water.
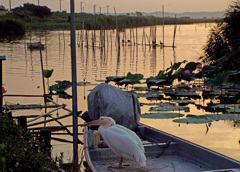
[92,31,94,50]
[114,8,120,50]
[124,30,127,45]
[110,30,112,51]
[85,30,88,48]
[173,14,177,48]
[146,34,149,46]
[103,29,106,51]
[81,21,84,47]
[30,20,32,45]
[142,27,145,46]
[63,29,65,48]
[162,4,165,47]
[45,24,47,49]
[136,27,138,46]
[130,28,132,44]
[132,28,135,45]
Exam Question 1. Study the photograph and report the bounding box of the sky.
[1,0,234,13]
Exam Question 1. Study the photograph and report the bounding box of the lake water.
[1,23,240,163]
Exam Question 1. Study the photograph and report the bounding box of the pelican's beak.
[80,119,102,127]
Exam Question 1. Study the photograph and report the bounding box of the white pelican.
[82,116,146,168]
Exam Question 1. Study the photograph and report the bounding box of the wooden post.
[40,129,51,151]
[18,116,27,129]
[0,55,6,113]
[172,14,177,48]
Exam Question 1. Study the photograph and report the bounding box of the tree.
[202,0,240,69]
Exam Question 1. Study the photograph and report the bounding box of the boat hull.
[83,124,240,172]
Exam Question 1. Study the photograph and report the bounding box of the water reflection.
[3,23,240,162]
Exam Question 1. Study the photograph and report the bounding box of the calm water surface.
[1,23,240,162]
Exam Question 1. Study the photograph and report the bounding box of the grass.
[1,11,217,32]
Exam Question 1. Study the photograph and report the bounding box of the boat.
[27,42,44,50]
[83,123,240,172]
[82,83,240,172]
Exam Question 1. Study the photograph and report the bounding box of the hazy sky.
[1,0,234,13]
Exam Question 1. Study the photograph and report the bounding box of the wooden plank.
[27,105,65,123]
[28,123,84,131]
[3,104,65,110]
[27,112,72,127]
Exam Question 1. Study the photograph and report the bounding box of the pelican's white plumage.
[83,116,146,168]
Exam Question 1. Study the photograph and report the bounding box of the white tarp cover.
[87,83,141,130]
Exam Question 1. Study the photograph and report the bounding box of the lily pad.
[105,76,125,83]
[173,114,213,124]
[206,72,230,88]
[140,102,174,106]
[170,99,194,105]
[234,120,240,126]
[116,79,131,87]
[205,114,240,121]
[149,105,189,111]
[77,81,91,86]
[227,107,240,113]
[126,72,144,84]
[146,77,167,88]
[136,91,163,98]
[132,86,148,91]
[49,80,72,93]
[175,91,201,99]
[141,112,184,119]
[173,83,190,89]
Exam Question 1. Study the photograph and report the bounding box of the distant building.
[0,5,8,15]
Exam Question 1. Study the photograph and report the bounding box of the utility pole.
[99,7,101,14]
[107,5,109,15]
[60,0,62,12]
[93,4,96,14]
[80,2,83,13]
[9,0,11,11]
[38,0,40,5]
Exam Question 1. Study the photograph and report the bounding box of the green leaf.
[173,114,213,124]
[184,62,201,71]
[150,105,189,111]
[156,70,165,79]
[49,80,72,93]
[43,69,54,78]
[141,112,184,119]
[125,72,144,84]
[206,72,230,87]
[105,76,125,83]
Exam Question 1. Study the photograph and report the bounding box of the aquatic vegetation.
[106,72,143,87]
[173,114,213,124]
[43,69,54,78]
[206,71,230,88]
[146,61,204,88]
[141,112,184,119]
[49,80,72,93]
[149,104,189,111]
[170,99,195,106]
[105,76,125,84]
